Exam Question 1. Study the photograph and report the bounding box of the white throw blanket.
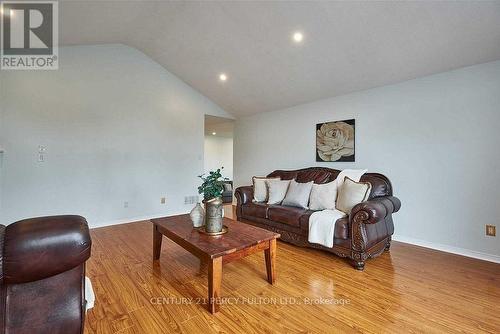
[308,169,367,248]
[308,209,347,248]
[336,169,367,189]
[85,276,95,311]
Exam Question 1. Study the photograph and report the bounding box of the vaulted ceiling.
[60,1,500,117]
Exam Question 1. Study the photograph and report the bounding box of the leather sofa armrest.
[350,196,401,225]
[3,215,92,284]
[235,186,253,206]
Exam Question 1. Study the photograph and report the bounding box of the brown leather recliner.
[0,215,92,334]
[235,167,401,270]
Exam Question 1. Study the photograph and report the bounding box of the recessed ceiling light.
[219,73,227,82]
[212,132,217,136]
[292,31,304,43]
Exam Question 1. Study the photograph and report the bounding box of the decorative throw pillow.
[223,183,233,192]
[282,180,314,209]
[266,179,291,205]
[309,180,337,211]
[336,177,372,214]
[253,176,280,202]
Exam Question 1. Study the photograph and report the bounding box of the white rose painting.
[316,119,355,162]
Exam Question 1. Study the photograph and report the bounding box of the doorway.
[204,115,234,204]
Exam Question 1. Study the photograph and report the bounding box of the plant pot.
[204,197,223,233]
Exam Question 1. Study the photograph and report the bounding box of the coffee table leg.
[264,239,276,284]
[153,224,162,261]
[208,257,222,314]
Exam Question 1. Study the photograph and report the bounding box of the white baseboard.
[392,235,500,264]
[89,211,189,229]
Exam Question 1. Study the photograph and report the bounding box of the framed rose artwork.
[316,119,355,162]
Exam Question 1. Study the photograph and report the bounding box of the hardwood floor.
[85,206,500,333]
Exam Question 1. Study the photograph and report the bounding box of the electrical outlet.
[486,225,496,237]
[124,201,129,208]
[161,197,166,204]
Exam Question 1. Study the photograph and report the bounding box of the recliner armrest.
[235,186,253,206]
[3,215,92,284]
[350,196,401,225]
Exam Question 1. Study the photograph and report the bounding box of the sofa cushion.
[253,176,280,202]
[267,206,307,228]
[299,213,349,239]
[241,202,268,219]
[266,179,291,205]
[336,177,372,214]
[309,180,337,211]
[282,180,314,209]
[334,217,349,240]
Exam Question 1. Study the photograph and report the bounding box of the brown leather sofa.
[0,215,92,334]
[235,167,401,270]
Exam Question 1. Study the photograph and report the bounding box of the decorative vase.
[189,203,205,228]
[204,197,223,233]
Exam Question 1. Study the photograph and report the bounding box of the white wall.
[0,44,232,227]
[204,136,233,180]
[234,60,500,260]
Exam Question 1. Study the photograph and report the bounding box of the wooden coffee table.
[151,214,280,313]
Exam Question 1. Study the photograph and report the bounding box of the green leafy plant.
[198,167,228,201]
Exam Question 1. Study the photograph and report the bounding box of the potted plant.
[198,168,228,233]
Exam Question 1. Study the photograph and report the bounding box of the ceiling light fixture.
[212,132,217,136]
[219,73,227,82]
[292,31,304,43]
